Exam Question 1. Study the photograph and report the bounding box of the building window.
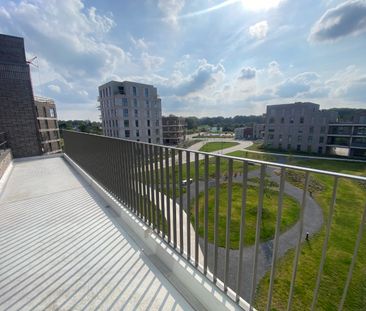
[125,130,130,138]
[144,88,149,97]
[135,120,139,127]
[298,135,302,142]
[118,86,125,94]
[123,109,128,118]
[156,120,159,126]
[124,120,129,128]
[134,109,138,117]
[300,116,304,124]
[155,129,159,135]
[268,134,274,140]
[147,120,150,127]
[308,136,313,142]
[288,135,292,142]
[133,99,138,108]
[147,110,150,117]
[49,108,55,118]
[136,130,140,137]
[290,118,294,124]
[279,143,282,149]
[320,126,326,134]
[318,146,323,153]
[148,129,151,136]
[148,138,152,143]
[122,98,128,106]
[319,136,324,143]
[307,145,312,152]
[269,117,275,124]
[309,126,314,134]
[133,86,137,96]
[288,144,292,150]
[281,117,284,124]
[156,138,160,143]
[297,145,301,151]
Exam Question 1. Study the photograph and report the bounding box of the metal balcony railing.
[63,130,366,310]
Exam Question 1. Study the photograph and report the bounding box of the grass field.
[254,159,366,310]
[199,141,239,152]
[190,182,300,248]
[228,150,277,162]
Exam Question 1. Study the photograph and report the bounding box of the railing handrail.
[62,130,366,311]
[62,130,366,182]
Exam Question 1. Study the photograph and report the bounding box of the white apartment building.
[98,81,162,144]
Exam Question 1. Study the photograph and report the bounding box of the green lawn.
[199,141,239,152]
[255,159,366,310]
[228,150,277,162]
[190,182,300,248]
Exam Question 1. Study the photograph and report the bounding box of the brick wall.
[0,35,42,158]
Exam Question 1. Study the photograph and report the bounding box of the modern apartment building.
[34,96,62,154]
[264,102,338,154]
[0,34,42,158]
[234,127,253,140]
[326,113,366,157]
[162,115,186,145]
[98,81,162,144]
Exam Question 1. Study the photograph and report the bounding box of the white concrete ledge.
[63,153,252,311]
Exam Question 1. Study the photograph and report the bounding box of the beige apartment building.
[162,115,186,145]
[98,81,162,144]
[34,96,62,154]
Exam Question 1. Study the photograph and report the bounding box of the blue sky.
[0,0,366,120]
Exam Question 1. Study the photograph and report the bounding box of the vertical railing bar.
[141,143,148,221]
[154,145,160,234]
[194,152,200,267]
[266,167,286,310]
[249,164,266,309]
[165,148,171,243]
[213,156,220,282]
[236,161,249,301]
[224,158,233,291]
[287,171,310,311]
[172,149,177,248]
[311,176,339,311]
[124,140,132,209]
[145,143,151,225]
[203,154,209,275]
[138,143,144,218]
[186,151,191,261]
[178,150,184,254]
[129,142,138,213]
[133,143,141,216]
[338,201,366,311]
[117,140,127,205]
[160,147,166,238]
[135,143,142,214]
[149,144,156,229]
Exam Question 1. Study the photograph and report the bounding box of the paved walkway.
[181,166,323,300]
[0,157,194,311]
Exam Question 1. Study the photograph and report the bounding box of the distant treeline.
[58,120,102,135]
[185,115,265,131]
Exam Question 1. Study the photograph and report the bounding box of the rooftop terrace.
[0,156,199,310]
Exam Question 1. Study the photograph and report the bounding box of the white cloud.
[238,67,256,80]
[158,0,185,27]
[48,84,61,93]
[309,0,366,42]
[141,52,165,71]
[267,61,282,78]
[249,21,269,39]
[241,0,284,11]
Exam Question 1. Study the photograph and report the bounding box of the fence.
[63,130,366,310]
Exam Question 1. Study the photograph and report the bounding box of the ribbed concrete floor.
[0,156,194,310]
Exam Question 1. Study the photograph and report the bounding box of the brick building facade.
[0,34,42,158]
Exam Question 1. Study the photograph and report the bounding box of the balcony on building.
[0,131,365,310]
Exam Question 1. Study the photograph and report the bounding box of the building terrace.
[1,131,365,310]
